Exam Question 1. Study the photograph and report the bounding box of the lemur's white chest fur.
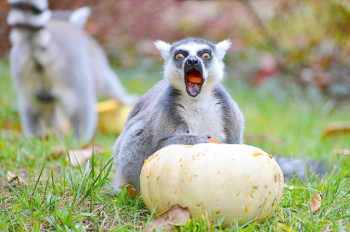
[177,89,226,142]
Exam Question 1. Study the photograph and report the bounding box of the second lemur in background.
[7,0,137,143]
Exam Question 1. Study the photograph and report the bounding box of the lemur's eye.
[201,52,211,59]
[175,53,185,60]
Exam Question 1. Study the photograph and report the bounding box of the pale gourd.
[140,143,284,227]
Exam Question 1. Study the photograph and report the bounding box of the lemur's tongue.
[185,70,203,97]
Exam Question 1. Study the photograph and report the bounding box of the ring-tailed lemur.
[7,0,137,143]
[113,38,244,190]
[113,37,327,191]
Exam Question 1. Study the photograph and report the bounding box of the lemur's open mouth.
[185,69,203,97]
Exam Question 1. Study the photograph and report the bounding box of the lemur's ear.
[69,6,91,28]
[215,39,231,60]
[154,40,171,60]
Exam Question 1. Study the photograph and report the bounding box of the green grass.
[0,58,349,231]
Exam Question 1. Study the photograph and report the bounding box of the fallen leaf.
[144,204,190,232]
[1,121,21,131]
[47,146,67,160]
[125,184,138,198]
[80,143,105,152]
[67,143,105,166]
[310,192,322,214]
[323,122,350,137]
[332,149,350,156]
[6,171,27,185]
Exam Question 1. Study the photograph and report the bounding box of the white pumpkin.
[140,143,284,227]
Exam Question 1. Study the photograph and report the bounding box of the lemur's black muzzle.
[184,56,204,97]
[186,57,200,66]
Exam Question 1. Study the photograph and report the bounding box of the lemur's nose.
[186,56,199,66]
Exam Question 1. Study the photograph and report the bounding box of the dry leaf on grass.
[80,143,105,152]
[332,149,350,156]
[125,184,138,198]
[67,143,105,166]
[49,143,105,164]
[310,192,322,214]
[1,121,21,131]
[144,204,190,232]
[6,171,27,185]
[323,122,350,137]
[48,146,67,160]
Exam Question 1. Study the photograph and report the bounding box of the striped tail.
[275,156,329,181]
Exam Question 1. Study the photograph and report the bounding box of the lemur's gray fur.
[114,38,244,190]
[7,0,137,143]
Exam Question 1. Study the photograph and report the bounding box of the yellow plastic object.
[97,100,132,134]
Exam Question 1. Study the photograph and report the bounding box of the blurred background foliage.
[1,0,350,101]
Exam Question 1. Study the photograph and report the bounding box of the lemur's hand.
[157,134,210,149]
